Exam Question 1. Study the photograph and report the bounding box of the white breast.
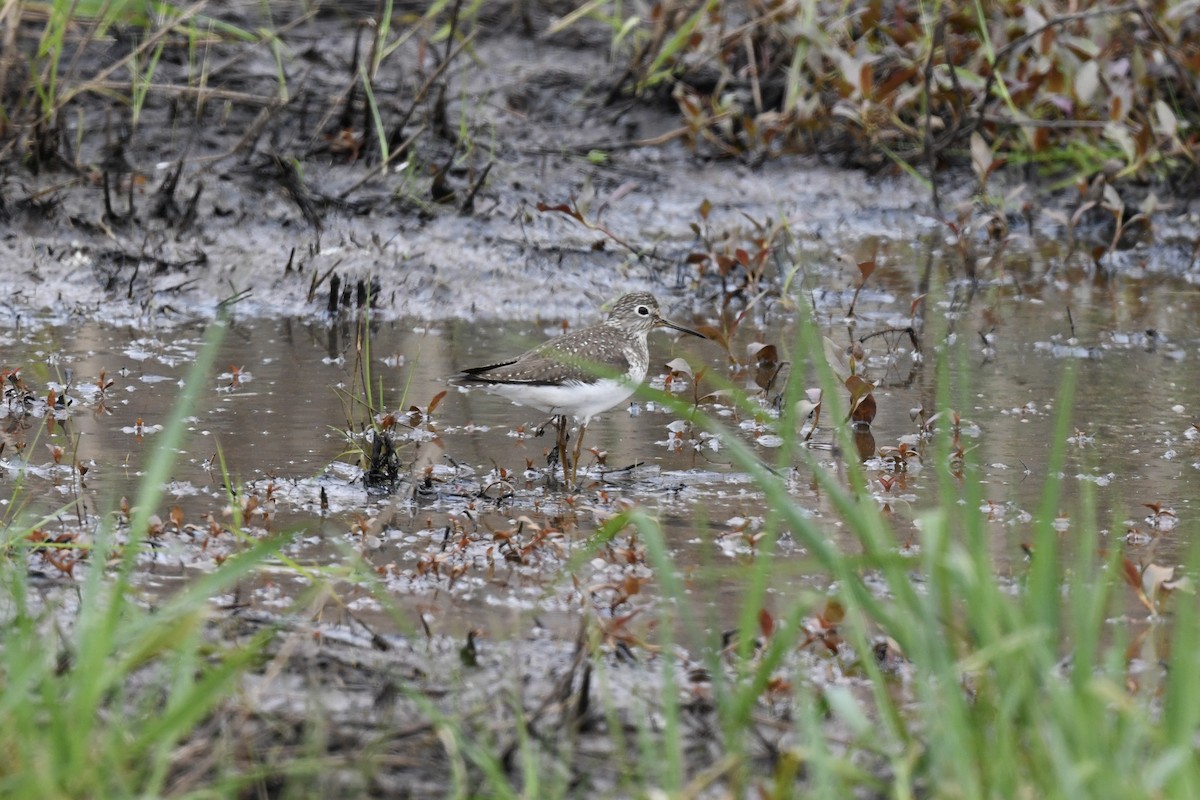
[483,378,637,424]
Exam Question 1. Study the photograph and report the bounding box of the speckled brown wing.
[454,325,633,386]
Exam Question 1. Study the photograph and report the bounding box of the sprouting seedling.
[844,245,878,318]
[1143,502,1178,532]
[970,132,1002,193]
[845,374,877,427]
[810,336,879,430]
[879,441,921,471]
[664,356,712,410]
[747,342,784,395]
[91,368,116,416]
[1122,558,1194,616]
[406,388,446,426]
[797,598,846,655]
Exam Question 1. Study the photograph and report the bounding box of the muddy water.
[4,274,1199,645]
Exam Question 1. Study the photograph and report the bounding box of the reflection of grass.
[432,302,1200,797]
[0,312,287,796]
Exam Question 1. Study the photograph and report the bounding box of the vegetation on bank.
[2,1,1197,209]
[581,0,1200,185]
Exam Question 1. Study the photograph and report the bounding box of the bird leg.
[554,414,571,487]
[570,422,588,488]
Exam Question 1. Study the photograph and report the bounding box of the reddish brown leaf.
[427,389,447,415]
[845,374,868,397]
[822,599,845,625]
[748,342,778,365]
[852,392,877,424]
[758,608,775,638]
[1121,557,1142,589]
[695,325,729,352]
[535,202,583,222]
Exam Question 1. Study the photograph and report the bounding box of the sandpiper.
[451,292,705,486]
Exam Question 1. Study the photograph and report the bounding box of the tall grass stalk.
[128,37,165,128]
[361,66,390,164]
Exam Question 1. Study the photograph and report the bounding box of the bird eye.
[636,305,650,316]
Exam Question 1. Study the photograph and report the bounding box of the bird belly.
[483,378,636,423]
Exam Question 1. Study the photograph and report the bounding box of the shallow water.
[4,272,1199,643]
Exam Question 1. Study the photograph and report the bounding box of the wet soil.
[0,2,984,325]
[4,3,1200,795]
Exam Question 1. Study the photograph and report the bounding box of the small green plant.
[331,296,448,492]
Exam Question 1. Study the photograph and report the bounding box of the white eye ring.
[636,305,651,316]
